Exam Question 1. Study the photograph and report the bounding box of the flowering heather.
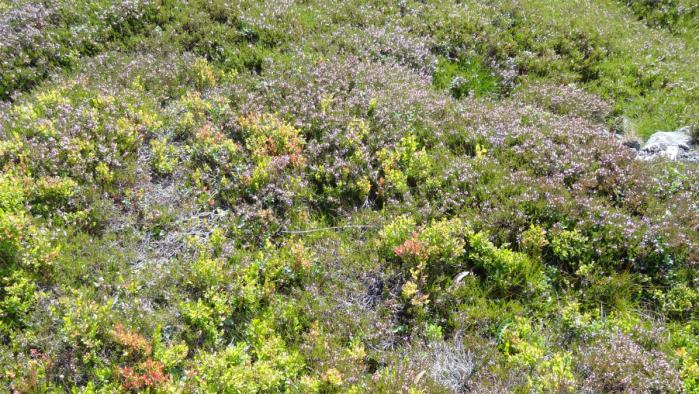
[0,0,697,392]
[579,332,683,392]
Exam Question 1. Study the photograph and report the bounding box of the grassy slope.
[410,0,697,138]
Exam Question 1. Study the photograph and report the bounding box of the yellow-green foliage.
[180,292,233,346]
[191,57,221,90]
[191,317,304,392]
[191,123,240,165]
[468,231,547,295]
[150,138,178,176]
[551,228,589,266]
[175,91,213,139]
[30,176,77,212]
[0,172,24,212]
[57,291,112,366]
[0,174,61,276]
[418,218,465,265]
[0,174,26,266]
[532,352,575,392]
[189,255,227,291]
[519,224,548,258]
[655,284,699,319]
[377,215,417,259]
[498,316,575,391]
[239,113,306,165]
[378,134,434,197]
[0,271,37,335]
[499,316,545,366]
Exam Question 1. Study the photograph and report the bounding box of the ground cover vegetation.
[0,0,697,392]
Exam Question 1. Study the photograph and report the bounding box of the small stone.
[637,128,698,162]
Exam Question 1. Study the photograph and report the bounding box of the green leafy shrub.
[498,316,544,365]
[239,113,305,165]
[518,224,548,259]
[8,84,162,186]
[550,228,590,272]
[621,0,698,32]
[191,57,222,90]
[150,138,178,176]
[468,231,547,296]
[153,335,188,372]
[377,215,417,260]
[180,291,233,346]
[498,317,576,391]
[189,317,305,392]
[0,271,37,336]
[56,290,113,374]
[378,134,436,198]
[655,284,698,319]
[0,173,26,268]
[0,172,24,212]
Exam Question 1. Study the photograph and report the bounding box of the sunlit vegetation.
[0,0,697,392]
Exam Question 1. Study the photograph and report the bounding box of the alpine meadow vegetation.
[0,0,697,392]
